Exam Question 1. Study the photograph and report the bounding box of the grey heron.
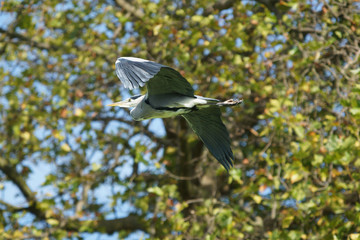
[108,57,242,171]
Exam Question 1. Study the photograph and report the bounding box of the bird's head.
[107,94,144,108]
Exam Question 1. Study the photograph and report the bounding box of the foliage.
[0,0,360,239]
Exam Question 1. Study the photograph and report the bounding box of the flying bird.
[108,57,242,171]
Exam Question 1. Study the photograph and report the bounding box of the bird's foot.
[217,99,243,106]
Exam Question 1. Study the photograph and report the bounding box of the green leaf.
[282,215,294,228]
[350,108,360,116]
[229,168,242,184]
[293,125,305,139]
[46,218,59,226]
[147,186,163,196]
[312,154,324,166]
[350,68,360,75]
[91,162,101,171]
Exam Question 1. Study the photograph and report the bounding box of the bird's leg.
[216,99,243,106]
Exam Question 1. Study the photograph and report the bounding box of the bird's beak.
[107,100,132,108]
[107,95,144,108]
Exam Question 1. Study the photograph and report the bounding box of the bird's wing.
[182,106,234,171]
[115,57,194,97]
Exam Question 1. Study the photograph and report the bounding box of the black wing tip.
[214,146,234,172]
[220,156,234,172]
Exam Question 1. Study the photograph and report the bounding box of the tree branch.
[65,215,147,234]
[0,157,46,219]
[0,28,113,63]
[0,199,23,212]
[0,161,147,233]
[114,0,144,19]
[0,158,34,203]
[75,181,91,217]
[0,28,58,51]
[203,0,236,16]
[256,0,283,19]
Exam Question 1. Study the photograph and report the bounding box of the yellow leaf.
[20,131,31,141]
[301,234,308,240]
[155,162,161,169]
[92,162,101,171]
[234,55,242,65]
[349,234,360,240]
[290,171,303,184]
[300,82,310,92]
[252,195,262,204]
[45,192,53,197]
[13,230,23,238]
[264,51,272,58]
[147,186,163,196]
[61,143,71,152]
[282,215,294,228]
[175,9,185,16]
[46,218,59,226]
[191,15,203,22]
[153,24,162,36]
[74,108,85,117]
[53,130,65,141]
[166,146,177,154]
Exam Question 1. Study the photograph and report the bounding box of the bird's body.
[128,93,219,120]
[129,94,192,120]
[108,57,242,171]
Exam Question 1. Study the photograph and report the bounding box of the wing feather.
[115,57,194,96]
[115,57,160,89]
[182,106,234,171]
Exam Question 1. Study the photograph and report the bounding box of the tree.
[0,0,359,239]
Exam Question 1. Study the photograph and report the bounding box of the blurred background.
[0,0,360,239]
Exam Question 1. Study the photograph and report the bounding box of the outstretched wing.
[115,57,194,97]
[182,106,234,171]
